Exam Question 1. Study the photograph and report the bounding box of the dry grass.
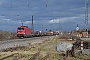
[0,36,90,60]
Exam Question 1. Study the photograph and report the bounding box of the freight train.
[17,26,44,38]
[17,26,59,38]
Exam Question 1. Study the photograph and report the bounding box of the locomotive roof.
[21,26,28,28]
[18,26,28,28]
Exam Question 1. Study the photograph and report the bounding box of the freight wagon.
[33,31,43,37]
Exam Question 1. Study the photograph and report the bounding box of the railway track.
[0,36,55,51]
[0,53,16,60]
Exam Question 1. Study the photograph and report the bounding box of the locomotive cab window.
[18,28,24,30]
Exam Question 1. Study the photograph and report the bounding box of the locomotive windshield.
[18,28,24,30]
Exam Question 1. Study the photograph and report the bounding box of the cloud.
[4,19,10,21]
[61,17,78,22]
[49,16,82,24]
[24,21,32,24]
[0,0,89,32]
[49,19,59,23]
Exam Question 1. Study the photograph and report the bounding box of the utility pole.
[42,23,43,32]
[59,17,63,35]
[85,0,88,32]
[32,15,34,32]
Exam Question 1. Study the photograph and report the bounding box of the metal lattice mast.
[85,0,88,31]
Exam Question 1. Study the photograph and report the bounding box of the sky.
[0,0,90,32]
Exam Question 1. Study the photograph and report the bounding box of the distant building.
[76,24,79,31]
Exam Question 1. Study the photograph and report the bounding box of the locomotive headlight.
[23,33,25,34]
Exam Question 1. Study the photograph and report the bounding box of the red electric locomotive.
[17,26,33,38]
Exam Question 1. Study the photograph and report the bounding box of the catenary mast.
[85,0,88,31]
